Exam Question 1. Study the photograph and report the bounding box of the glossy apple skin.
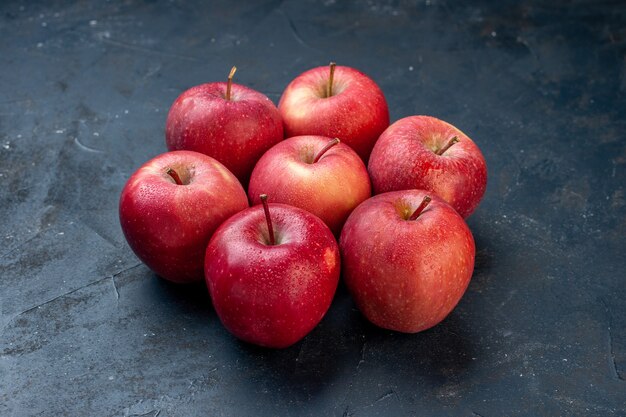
[278,65,389,162]
[248,135,371,235]
[119,151,248,283]
[205,203,340,348]
[165,82,283,185]
[368,116,487,218]
[340,190,475,333]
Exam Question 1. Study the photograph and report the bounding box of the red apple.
[278,63,389,162]
[205,195,340,348]
[247,135,371,235]
[368,115,487,218]
[119,150,248,283]
[340,190,475,333]
[166,67,284,185]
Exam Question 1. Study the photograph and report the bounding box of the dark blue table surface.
[1,1,625,416]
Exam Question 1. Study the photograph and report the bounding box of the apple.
[205,195,340,348]
[368,115,487,218]
[278,63,389,162]
[165,67,284,185]
[340,190,475,333]
[247,135,371,235]
[119,150,248,283]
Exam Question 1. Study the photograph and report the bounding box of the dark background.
[1,1,625,416]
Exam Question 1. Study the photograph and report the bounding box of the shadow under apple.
[149,273,215,318]
[230,286,355,401]
[146,268,479,408]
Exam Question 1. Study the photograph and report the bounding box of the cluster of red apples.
[119,63,487,349]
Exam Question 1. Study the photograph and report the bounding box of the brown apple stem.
[226,66,237,100]
[259,194,275,245]
[327,62,336,97]
[436,136,459,155]
[166,168,183,185]
[313,138,340,163]
[408,196,432,220]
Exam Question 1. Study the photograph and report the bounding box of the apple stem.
[327,62,336,97]
[226,66,237,100]
[166,168,184,185]
[313,138,340,163]
[259,194,275,245]
[436,136,459,155]
[408,196,432,220]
